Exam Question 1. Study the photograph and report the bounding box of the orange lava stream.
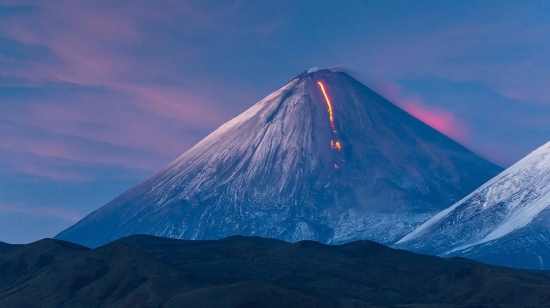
[317,80,344,170]
[317,81,336,132]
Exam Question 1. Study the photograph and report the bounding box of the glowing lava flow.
[317,80,344,170]
[317,81,336,132]
[335,141,341,151]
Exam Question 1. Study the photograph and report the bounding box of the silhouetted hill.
[1,235,550,307]
[0,241,18,252]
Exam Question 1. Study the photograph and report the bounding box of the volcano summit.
[56,69,501,248]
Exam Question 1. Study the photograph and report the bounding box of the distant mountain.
[1,235,550,307]
[398,141,550,269]
[56,68,501,248]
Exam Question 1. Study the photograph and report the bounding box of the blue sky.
[1,0,549,243]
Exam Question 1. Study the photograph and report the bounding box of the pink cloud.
[0,1,285,181]
[0,2,141,86]
[23,91,222,150]
[0,119,173,174]
[0,132,161,181]
[122,85,230,127]
[0,1,282,87]
[376,82,470,144]
[401,101,470,144]
[7,138,157,171]
[0,2,240,179]
[10,160,90,181]
[0,79,233,180]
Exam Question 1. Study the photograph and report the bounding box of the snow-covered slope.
[398,142,550,269]
[55,69,501,248]
[453,214,550,270]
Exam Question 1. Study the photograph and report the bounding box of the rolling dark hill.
[1,235,550,307]
[0,241,18,252]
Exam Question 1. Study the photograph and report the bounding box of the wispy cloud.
[0,203,82,222]
[0,1,272,179]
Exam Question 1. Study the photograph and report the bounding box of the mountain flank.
[398,141,550,269]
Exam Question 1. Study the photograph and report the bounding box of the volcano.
[56,69,501,248]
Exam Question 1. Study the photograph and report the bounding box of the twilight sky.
[1,0,549,243]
